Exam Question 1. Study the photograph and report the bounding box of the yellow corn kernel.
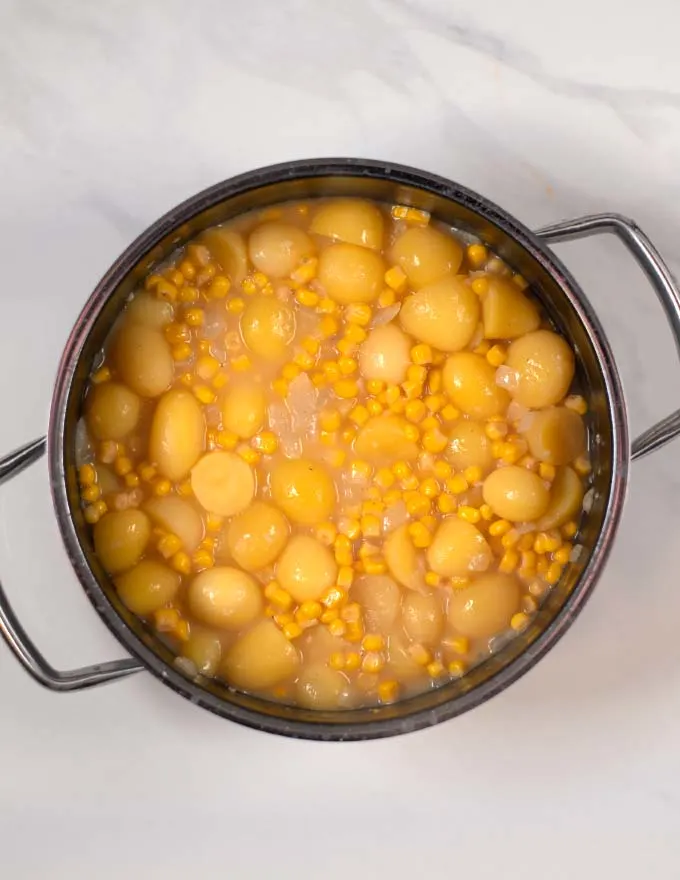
[421,416,440,433]
[225,296,245,315]
[411,344,433,366]
[422,430,447,454]
[437,493,456,514]
[293,287,319,309]
[543,531,563,552]
[477,504,492,522]
[322,586,348,612]
[564,394,588,415]
[378,680,399,703]
[212,372,229,390]
[331,566,352,591]
[154,608,180,633]
[91,366,111,385]
[272,378,289,397]
[328,618,347,638]
[202,513,222,535]
[365,398,383,418]
[341,426,356,446]
[466,243,488,269]
[340,651,359,671]
[216,429,238,450]
[390,396,407,414]
[389,461,409,481]
[419,477,440,499]
[194,354,219,382]
[501,529,521,549]
[457,505,481,525]
[406,364,427,385]
[334,535,353,566]
[364,380,384,398]
[446,635,470,656]
[83,505,101,524]
[521,550,537,572]
[174,617,191,641]
[409,644,432,666]
[402,399,425,423]
[180,285,200,304]
[237,445,260,465]
[574,456,591,476]
[536,557,549,575]
[329,652,346,671]
[333,379,359,399]
[171,342,193,362]
[424,571,441,587]
[206,275,230,300]
[553,544,572,565]
[360,514,382,538]
[297,601,323,622]
[292,349,314,371]
[318,410,340,432]
[371,468,393,491]
[193,385,217,405]
[438,403,458,422]
[391,205,430,225]
[343,303,372,327]
[274,613,294,630]
[401,474,419,492]
[517,532,536,553]
[433,460,452,480]
[499,549,520,573]
[154,279,178,302]
[362,634,385,653]
[337,356,357,377]
[192,549,214,571]
[178,259,195,281]
[282,621,303,640]
[165,322,191,345]
[426,660,445,678]
[320,608,339,625]
[408,521,432,549]
[179,372,194,388]
[509,612,530,633]
[448,660,466,678]
[315,521,338,547]
[252,431,277,456]
[153,478,172,497]
[183,307,203,327]
[486,344,507,367]
[170,551,191,575]
[291,256,318,284]
[326,448,347,468]
[78,464,97,487]
[157,533,182,559]
[81,485,101,504]
[344,323,367,345]
[349,461,371,484]
[382,264,407,292]
[447,475,469,495]
[485,420,508,441]
[345,405,369,429]
[536,461,556,481]
[383,488,402,507]
[363,557,387,575]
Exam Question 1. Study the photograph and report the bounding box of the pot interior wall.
[55,165,623,735]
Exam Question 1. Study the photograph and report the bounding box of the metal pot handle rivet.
[536,213,680,461]
[0,437,144,691]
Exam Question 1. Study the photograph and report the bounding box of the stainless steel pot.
[2,159,679,740]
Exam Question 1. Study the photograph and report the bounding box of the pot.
[1,159,679,741]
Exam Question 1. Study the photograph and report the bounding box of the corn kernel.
[426,660,445,678]
[272,378,288,397]
[291,256,318,284]
[333,379,359,399]
[448,660,466,678]
[318,298,338,316]
[438,403,458,422]
[485,420,508,441]
[345,323,367,344]
[193,385,217,405]
[411,344,433,365]
[183,307,203,327]
[509,612,530,633]
[546,562,564,585]
[391,205,430,225]
[471,277,489,296]
[432,460,451,480]
[382,264,406,292]
[403,399,425,423]
[553,544,572,565]
[91,366,111,384]
[217,429,238,450]
[314,520,338,547]
[423,430,447,454]
[206,275,230,300]
[408,522,432,549]
[479,503,493,521]
[237,445,260,465]
[425,571,441,587]
[328,618,347,638]
[334,535,353,566]
[347,404,369,427]
[486,344,507,367]
[81,485,101,503]
[405,364,426,385]
[192,549,214,571]
[171,342,193,362]
[362,634,385,653]
[363,557,387,575]
[501,529,521,548]
[499,549,520,573]
[447,475,469,495]
[157,533,182,559]
[329,652,346,671]
[154,608,180,633]
[344,303,372,327]
[467,243,488,268]
[153,478,172,497]
[458,505,481,524]
[78,464,97,486]
[171,551,192,575]
[409,644,432,666]
[320,609,339,625]
[378,680,399,703]
[83,505,101,524]
[419,477,440,499]
[574,456,591,476]
[446,635,470,656]
[340,651,359,671]
[521,550,537,572]
[564,395,588,415]
[437,493,456,514]
[365,378,385,396]
[536,462,556,482]
[297,601,323,622]
[283,621,303,640]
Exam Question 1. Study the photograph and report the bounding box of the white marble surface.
[2,0,680,876]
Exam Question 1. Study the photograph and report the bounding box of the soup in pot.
[75,198,590,709]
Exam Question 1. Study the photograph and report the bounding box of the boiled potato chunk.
[126,292,175,328]
[384,524,423,591]
[354,414,419,464]
[221,381,266,439]
[448,573,521,639]
[427,518,491,577]
[482,465,550,521]
[387,634,427,681]
[351,575,401,632]
[222,620,300,691]
[390,226,463,288]
[525,407,586,465]
[94,509,151,574]
[200,228,248,284]
[149,389,205,480]
[446,420,494,474]
[226,501,289,571]
[188,567,263,630]
[536,466,584,529]
[276,535,337,603]
[296,664,349,710]
[240,296,296,361]
[115,560,180,615]
[399,276,480,351]
[269,459,335,525]
[299,625,346,665]
[248,222,315,278]
[359,324,411,384]
[482,276,540,339]
[402,591,444,646]
[310,199,384,250]
[144,496,204,553]
[190,451,255,516]
[86,382,141,441]
[114,324,173,398]
[181,628,222,676]
[443,352,510,419]
[317,242,384,304]
[506,330,575,408]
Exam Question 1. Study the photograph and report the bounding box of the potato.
[222,620,300,690]
[443,352,510,419]
[310,199,384,250]
[200,228,248,284]
[358,324,411,385]
[296,665,349,710]
[276,535,337,603]
[248,222,315,278]
[221,381,266,439]
[350,575,401,632]
[482,465,550,521]
[115,560,180,616]
[126,292,175,328]
[317,242,384,304]
[427,518,491,577]
[86,382,141,441]
[386,634,426,681]
[524,407,586,465]
[402,590,444,646]
[240,296,296,361]
[226,501,289,571]
[191,451,255,516]
[354,414,419,464]
[505,330,575,408]
[269,458,335,525]
[188,567,263,630]
[384,525,423,591]
[399,276,480,351]
[481,276,540,339]
[536,466,584,530]
[94,509,151,574]
[446,420,495,474]
[114,323,174,398]
[181,627,222,676]
[149,389,205,480]
[448,573,521,639]
[299,624,346,665]
[390,226,463,288]
[144,496,204,553]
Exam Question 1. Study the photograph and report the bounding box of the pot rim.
[47,158,629,740]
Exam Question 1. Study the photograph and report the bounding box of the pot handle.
[535,213,680,461]
[0,437,143,691]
